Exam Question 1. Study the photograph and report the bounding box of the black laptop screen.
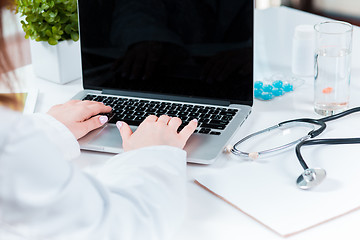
[78,0,253,106]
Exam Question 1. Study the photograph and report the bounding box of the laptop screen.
[78,0,253,106]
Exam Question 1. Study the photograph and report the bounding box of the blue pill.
[254,88,263,98]
[259,92,274,100]
[254,81,264,89]
[272,88,285,96]
[262,84,273,92]
[283,83,294,92]
[272,80,283,88]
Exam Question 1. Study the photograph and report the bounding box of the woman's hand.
[47,100,112,139]
[117,115,198,151]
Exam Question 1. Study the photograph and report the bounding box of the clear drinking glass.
[314,21,353,116]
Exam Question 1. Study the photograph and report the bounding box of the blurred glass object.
[255,0,281,9]
[282,0,360,26]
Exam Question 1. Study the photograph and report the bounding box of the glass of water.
[314,21,353,116]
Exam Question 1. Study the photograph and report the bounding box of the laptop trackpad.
[81,123,215,162]
[84,124,124,152]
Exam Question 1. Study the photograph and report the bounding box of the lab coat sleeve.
[96,146,187,240]
[0,112,107,239]
[28,113,81,160]
[0,110,187,240]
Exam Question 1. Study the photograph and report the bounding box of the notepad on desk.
[193,143,360,237]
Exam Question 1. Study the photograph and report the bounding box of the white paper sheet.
[194,113,360,237]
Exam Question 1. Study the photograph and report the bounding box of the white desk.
[18,6,360,240]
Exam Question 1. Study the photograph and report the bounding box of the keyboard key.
[171,103,181,106]
[177,107,188,112]
[195,105,205,109]
[124,106,136,111]
[199,118,210,124]
[200,113,211,118]
[179,117,190,122]
[113,105,122,110]
[124,110,135,115]
[199,128,211,134]
[222,115,233,121]
[167,110,178,115]
[83,95,95,100]
[124,119,143,126]
[198,109,209,114]
[178,112,189,118]
[212,115,222,120]
[157,109,167,115]
[200,123,226,130]
[188,112,200,118]
[220,111,236,116]
[123,115,136,121]
[136,116,146,121]
[210,131,221,135]
[209,119,229,125]
[114,109,123,113]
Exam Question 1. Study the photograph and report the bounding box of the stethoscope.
[228,107,360,190]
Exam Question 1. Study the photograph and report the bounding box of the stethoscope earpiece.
[296,168,326,190]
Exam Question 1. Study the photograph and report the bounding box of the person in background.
[0,0,197,239]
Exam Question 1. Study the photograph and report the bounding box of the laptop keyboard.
[82,94,238,135]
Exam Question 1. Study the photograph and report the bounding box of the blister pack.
[254,74,305,101]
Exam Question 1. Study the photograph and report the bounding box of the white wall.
[314,0,360,17]
[256,0,282,9]
[2,9,24,37]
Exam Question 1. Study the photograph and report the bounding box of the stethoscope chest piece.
[296,168,326,190]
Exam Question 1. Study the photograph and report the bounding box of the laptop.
[73,0,253,164]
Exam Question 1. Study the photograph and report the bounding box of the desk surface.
[17,6,360,240]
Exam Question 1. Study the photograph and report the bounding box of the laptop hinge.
[101,89,231,106]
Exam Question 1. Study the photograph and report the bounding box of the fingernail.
[116,121,123,129]
[99,116,108,125]
[192,119,198,123]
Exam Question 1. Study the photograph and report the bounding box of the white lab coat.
[0,107,187,240]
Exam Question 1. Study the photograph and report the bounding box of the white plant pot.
[30,40,81,84]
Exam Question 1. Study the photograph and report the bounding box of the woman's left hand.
[47,100,112,139]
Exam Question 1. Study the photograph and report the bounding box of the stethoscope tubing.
[319,107,360,123]
[295,107,360,170]
[296,137,360,170]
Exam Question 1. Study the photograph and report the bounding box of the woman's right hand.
[116,115,198,151]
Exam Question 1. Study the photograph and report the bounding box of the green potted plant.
[14,0,81,84]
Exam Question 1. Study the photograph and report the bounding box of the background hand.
[47,100,112,139]
[201,48,252,83]
[117,115,197,151]
[114,41,188,81]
